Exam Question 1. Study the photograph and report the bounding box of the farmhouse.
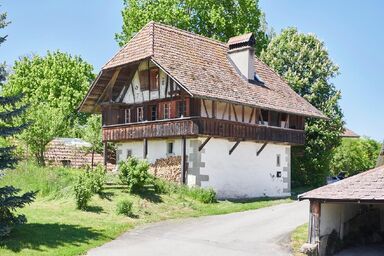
[79,22,325,198]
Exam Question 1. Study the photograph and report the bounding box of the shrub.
[74,173,92,210]
[87,165,106,195]
[186,187,217,204]
[118,157,151,193]
[116,199,133,216]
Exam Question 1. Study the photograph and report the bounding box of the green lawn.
[0,162,292,256]
[291,223,308,256]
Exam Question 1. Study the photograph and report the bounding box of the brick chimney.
[227,33,256,82]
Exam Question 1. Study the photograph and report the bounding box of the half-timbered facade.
[79,22,325,198]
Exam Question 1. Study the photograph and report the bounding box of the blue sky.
[1,1,383,141]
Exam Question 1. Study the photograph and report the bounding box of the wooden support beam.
[242,105,245,122]
[229,140,241,155]
[202,99,209,118]
[232,104,238,122]
[94,68,121,111]
[222,103,228,119]
[143,138,148,159]
[181,136,187,184]
[309,200,321,244]
[257,142,268,156]
[249,108,255,123]
[212,100,216,118]
[198,137,211,151]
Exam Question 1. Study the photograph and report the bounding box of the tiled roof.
[342,127,360,138]
[299,166,384,202]
[227,33,254,46]
[84,22,325,118]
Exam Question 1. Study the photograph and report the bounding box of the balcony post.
[143,138,148,159]
[181,136,187,184]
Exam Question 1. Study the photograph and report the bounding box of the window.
[150,68,159,91]
[167,142,174,155]
[138,67,159,91]
[150,105,157,121]
[276,154,281,167]
[163,103,170,119]
[176,100,186,118]
[139,70,149,90]
[260,109,269,125]
[126,149,132,159]
[124,109,131,123]
[269,111,280,127]
[281,113,288,128]
[137,107,144,122]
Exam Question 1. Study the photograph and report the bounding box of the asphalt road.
[87,200,309,256]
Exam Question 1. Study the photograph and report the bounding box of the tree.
[116,0,270,55]
[3,51,95,134]
[260,28,344,186]
[330,138,381,177]
[19,105,66,166]
[0,9,36,238]
[2,51,95,164]
[81,115,103,169]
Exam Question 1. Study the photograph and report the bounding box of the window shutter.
[139,70,149,90]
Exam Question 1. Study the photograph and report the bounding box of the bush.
[116,199,133,216]
[118,157,151,193]
[74,173,92,210]
[87,165,106,194]
[186,187,217,204]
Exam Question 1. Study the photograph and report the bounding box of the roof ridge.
[103,22,155,69]
[152,21,227,48]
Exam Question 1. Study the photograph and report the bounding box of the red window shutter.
[185,98,190,117]
[170,101,177,119]
[158,103,163,119]
[150,68,159,91]
[139,70,149,90]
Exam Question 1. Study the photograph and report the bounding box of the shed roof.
[79,22,326,119]
[342,128,360,138]
[299,166,384,202]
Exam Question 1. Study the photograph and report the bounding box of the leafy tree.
[2,51,95,164]
[81,115,103,169]
[119,157,151,193]
[116,0,270,55]
[0,10,36,238]
[261,28,344,186]
[19,105,66,166]
[330,138,381,177]
[3,51,95,134]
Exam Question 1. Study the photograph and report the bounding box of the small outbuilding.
[44,138,114,169]
[299,166,384,255]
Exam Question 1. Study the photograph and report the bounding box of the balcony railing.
[102,117,305,145]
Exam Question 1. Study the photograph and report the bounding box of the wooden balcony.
[102,117,305,145]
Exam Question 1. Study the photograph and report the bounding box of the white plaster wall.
[192,137,290,199]
[116,139,186,164]
[320,203,359,239]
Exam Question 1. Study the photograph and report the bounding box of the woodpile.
[149,156,181,182]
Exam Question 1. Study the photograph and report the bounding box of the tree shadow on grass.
[0,223,105,253]
[98,191,115,201]
[136,188,163,203]
[84,205,104,213]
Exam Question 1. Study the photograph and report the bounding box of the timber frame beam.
[229,139,242,155]
[257,142,268,156]
[198,137,212,151]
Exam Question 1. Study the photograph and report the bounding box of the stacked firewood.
[149,156,181,182]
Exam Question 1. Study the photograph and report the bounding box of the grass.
[290,223,308,256]
[0,162,292,256]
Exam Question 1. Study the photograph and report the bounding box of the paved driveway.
[87,200,309,256]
